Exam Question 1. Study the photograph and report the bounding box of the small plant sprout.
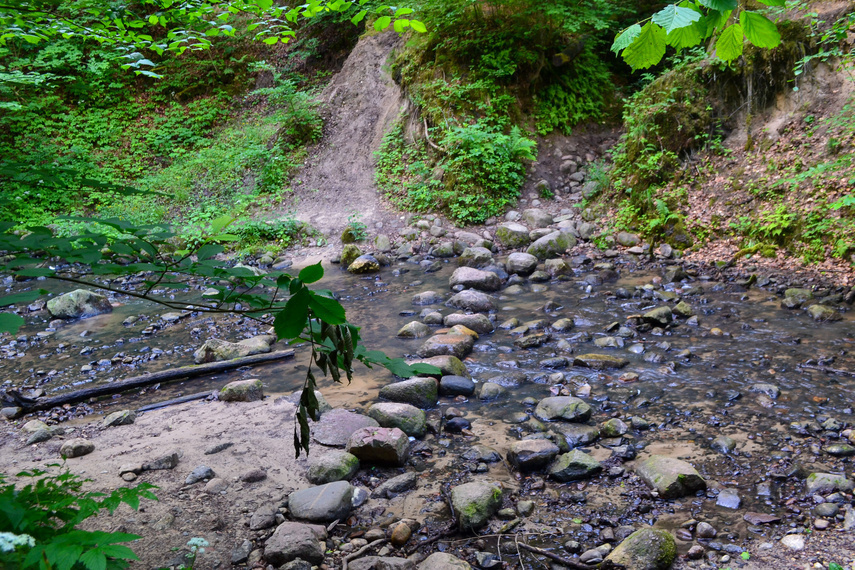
[741,551,750,561]
[182,537,209,569]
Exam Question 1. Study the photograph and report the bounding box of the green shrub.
[0,466,156,570]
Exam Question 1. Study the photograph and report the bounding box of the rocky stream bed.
[1,208,855,570]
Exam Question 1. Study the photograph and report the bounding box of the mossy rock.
[340,244,362,268]
[602,528,676,570]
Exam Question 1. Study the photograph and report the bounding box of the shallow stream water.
[4,256,855,565]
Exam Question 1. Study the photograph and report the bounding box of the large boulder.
[348,255,381,274]
[548,450,602,482]
[264,522,325,566]
[495,222,531,248]
[397,321,431,339]
[526,231,576,260]
[193,336,274,364]
[635,455,706,499]
[367,403,426,437]
[416,333,475,360]
[449,267,502,292]
[47,289,112,319]
[306,450,360,484]
[508,439,560,471]
[522,208,554,228]
[218,379,264,402]
[346,427,410,465]
[443,313,494,334]
[458,247,494,268]
[506,252,538,276]
[408,355,468,378]
[534,397,592,422]
[379,377,438,409]
[451,481,503,530]
[419,553,472,569]
[602,528,677,570]
[60,439,94,458]
[447,290,496,313]
[340,244,362,268]
[573,354,629,370]
[288,481,354,522]
[311,409,379,447]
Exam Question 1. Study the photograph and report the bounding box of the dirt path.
[284,31,405,239]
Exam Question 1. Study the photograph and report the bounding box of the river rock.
[601,418,628,437]
[451,481,503,530]
[102,409,136,428]
[373,472,418,499]
[449,267,502,292]
[807,304,840,322]
[458,247,494,268]
[367,403,426,437]
[507,439,560,471]
[534,396,592,422]
[711,435,736,454]
[412,291,444,305]
[443,313,494,334]
[340,245,362,268]
[716,488,741,509]
[544,258,570,278]
[636,455,706,499]
[60,438,94,458]
[781,534,805,551]
[348,255,381,274]
[306,450,360,484]
[143,451,180,471]
[349,557,415,570]
[749,383,780,399]
[409,355,468,377]
[312,409,379,447]
[602,528,676,570]
[785,288,813,304]
[479,382,506,400]
[346,427,409,465]
[218,379,264,402]
[506,252,538,276]
[397,321,431,338]
[288,481,353,522]
[573,354,629,370]
[249,504,277,531]
[47,289,112,319]
[495,222,531,248]
[616,232,640,247]
[548,450,602,482]
[379,377,438,409]
[526,231,576,260]
[643,306,673,326]
[551,424,600,448]
[514,332,550,348]
[521,208,552,228]
[194,337,271,364]
[264,522,325,566]
[462,445,502,463]
[418,552,471,569]
[439,375,476,396]
[447,289,495,313]
[805,472,855,495]
[416,333,475,360]
[185,465,215,485]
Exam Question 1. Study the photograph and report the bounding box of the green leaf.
[78,549,107,570]
[755,0,785,5]
[308,293,346,324]
[298,262,324,284]
[740,11,781,48]
[273,288,310,339]
[409,19,426,33]
[611,24,641,54]
[667,20,703,49]
[148,14,159,25]
[210,215,235,234]
[651,5,701,34]
[351,9,367,24]
[829,563,844,570]
[256,0,273,9]
[0,289,48,308]
[195,244,223,260]
[699,0,737,9]
[716,23,744,61]
[374,15,391,31]
[622,22,667,70]
[263,36,279,44]
[393,18,410,33]
[395,8,414,16]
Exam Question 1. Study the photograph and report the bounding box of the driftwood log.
[9,349,295,414]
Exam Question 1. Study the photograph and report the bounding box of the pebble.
[781,534,805,551]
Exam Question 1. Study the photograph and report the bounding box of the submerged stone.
[635,455,706,499]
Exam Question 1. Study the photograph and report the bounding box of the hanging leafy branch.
[0,0,426,77]
[612,0,785,70]
[0,216,439,455]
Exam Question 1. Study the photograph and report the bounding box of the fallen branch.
[135,390,216,413]
[10,350,295,414]
[342,538,386,570]
[424,117,442,151]
[799,363,855,378]
[516,542,592,570]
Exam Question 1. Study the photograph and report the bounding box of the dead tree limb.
[10,350,295,413]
